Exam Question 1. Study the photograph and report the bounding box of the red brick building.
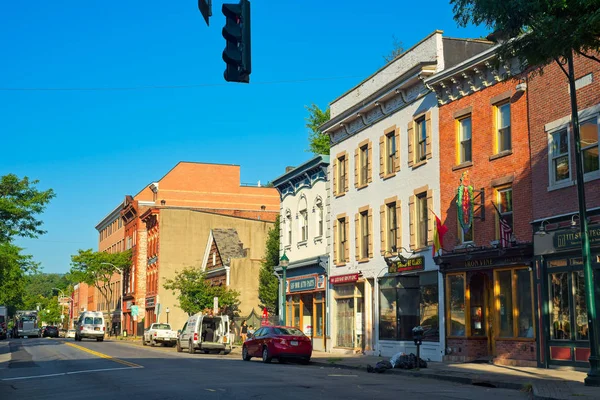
[426,46,536,366]
[529,54,600,368]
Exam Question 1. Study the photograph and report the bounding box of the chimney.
[285,166,295,173]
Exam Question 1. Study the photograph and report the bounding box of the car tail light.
[103,326,105,331]
[154,332,157,337]
[193,332,198,341]
[79,326,83,331]
[223,336,228,343]
[279,338,287,346]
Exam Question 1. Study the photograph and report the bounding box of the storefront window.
[574,271,588,341]
[379,282,397,340]
[301,294,313,336]
[293,295,301,329]
[550,272,571,340]
[516,269,534,338]
[469,274,486,337]
[497,270,514,337]
[420,272,439,341]
[315,291,324,338]
[448,274,466,336]
[336,298,354,348]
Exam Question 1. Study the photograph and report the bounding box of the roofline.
[95,201,126,231]
[271,155,330,187]
[144,206,277,223]
[425,43,500,85]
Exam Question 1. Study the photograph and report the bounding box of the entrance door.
[469,273,494,357]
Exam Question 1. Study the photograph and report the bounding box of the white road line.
[2,366,143,381]
[327,374,358,377]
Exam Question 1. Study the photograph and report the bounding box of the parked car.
[242,326,312,364]
[143,323,178,347]
[176,313,232,355]
[66,329,76,339]
[74,311,105,342]
[43,326,59,338]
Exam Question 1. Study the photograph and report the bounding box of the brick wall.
[495,340,536,361]
[528,53,600,220]
[446,338,488,359]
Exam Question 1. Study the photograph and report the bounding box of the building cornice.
[95,201,126,231]
[272,156,330,200]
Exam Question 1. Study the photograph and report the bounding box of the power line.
[0,74,366,92]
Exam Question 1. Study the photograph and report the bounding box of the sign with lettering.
[388,256,425,274]
[464,256,528,269]
[329,273,360,285]
[554,225,600,249]
[288,275,317,293]
[145,296,155,308]
[131,305,139,317]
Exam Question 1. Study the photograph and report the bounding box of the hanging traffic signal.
[222,0,251,83]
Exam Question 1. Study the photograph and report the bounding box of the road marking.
[2,366,141,381]
[328,374,358,377]
[205,389,216,392]
[65,343,142,368]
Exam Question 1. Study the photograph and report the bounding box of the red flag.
[432,212,448,256]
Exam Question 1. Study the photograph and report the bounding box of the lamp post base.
[585,357,600,387]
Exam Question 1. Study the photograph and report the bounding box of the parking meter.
[412,326,424,346]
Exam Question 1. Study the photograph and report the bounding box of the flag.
[492,201,513,248]
[432,212,448,257]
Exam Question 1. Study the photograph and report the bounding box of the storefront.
[330,273,365,351]
[377,256,443,361]
[145,296,157,328]
[437,244,536,366]
[534,222,600,368]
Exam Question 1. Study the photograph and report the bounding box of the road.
[0,337,529,400]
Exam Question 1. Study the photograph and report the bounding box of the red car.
[242,326,312,364]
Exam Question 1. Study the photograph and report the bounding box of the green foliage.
[163,266,240,317]
[258,215,280,313]
[383,35,405,63]
[38,296,63,326]
[0,242,38,315]
[26,273,70,299]
[306,103,331,155]
[450,0,600,68]
[0,174,55,242]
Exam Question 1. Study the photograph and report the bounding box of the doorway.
[469,272,494,357]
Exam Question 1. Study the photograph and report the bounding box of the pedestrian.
[248,325,255,336]
[240,320,248,342]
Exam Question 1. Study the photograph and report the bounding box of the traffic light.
[222,0,251,83]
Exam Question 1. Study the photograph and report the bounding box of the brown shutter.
[354,148,359,188]
[379,135,385,177]
[425,111,432,160]
[427,189,434,245]
[368,141,373,183]
[332,158,337,197]
[407,121,414,168]
[344,218,350,263]
[409,195,416,250]
[380,204,385,255]
[355,213,360,260]
[394,128,401,172]
[396,201,402,251]
[344,155,349,193]
[333,219,338,264]
[368,208,373,258]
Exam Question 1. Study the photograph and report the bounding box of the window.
[416,193,428,248]
[336,216,346,263]
[315,199,323,237]
[495,268,534,338]
[416,117,427,162]
[360,144,369,186]
[574,271,588,341]
[550,129,570,184]
[496,187,514,238]
[299,210,308,242]
[447,274,466,336]
[336,154,347,195]
[460,224,473,243]
[286,211,292,246]
[360,210,369,259]
[386,132,396,174]
[458,116,472,163]
[314,292,325,337]
[386,202,398,252]
[581,117,599,174]
[496,102,511,152]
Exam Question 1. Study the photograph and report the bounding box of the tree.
[70,249,132,320]
[451,0,600,386]
[306,103,331,155]
[258,215,280,313]
[383,35,405,63]
[0,242,39,315]
[163,266,240,316]
[0,174,55,242]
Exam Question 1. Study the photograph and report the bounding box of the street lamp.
[166,307,170,324]
[100,263,124,336]
[53,287,72,329]
[279,252,289,326]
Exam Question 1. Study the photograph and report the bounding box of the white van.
[74,311,105,342]
[176,313,232,354]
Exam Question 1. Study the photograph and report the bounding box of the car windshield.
[273,327,305,336]
[84,317,94,324]
[153,324,171,330]
[93,317,103,325]
[21,316,36,322]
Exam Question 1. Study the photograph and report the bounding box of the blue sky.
[0,1,488,274]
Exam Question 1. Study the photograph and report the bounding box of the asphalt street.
[0,337,529,400]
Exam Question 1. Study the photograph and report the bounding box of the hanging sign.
[554,225,600,249]
[388,256,425,274]
[329,273,359,284]
[456,171,474,234]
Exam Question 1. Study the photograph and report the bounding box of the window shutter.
[380,204,385,255]
[332,158,337,197]
[354,148,359,188]
[395,201,402,251]
[394,128,401,172]
[355,213,360,260]
[368,141,373,183]
[368,208,373,258]
[344,155,349,193]
[407,121,414,167]
[409,195,416,250]
[333,219,338,264]
[344,218,350,263]
[425,111,432,160]
[379,135,385,177]
[427,189,434,245]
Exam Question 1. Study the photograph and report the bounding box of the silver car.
[74,312,105,342]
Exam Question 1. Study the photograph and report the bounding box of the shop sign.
[388,256,425,274]
[464,256,527,269]
[125,300,132,311]
[289,275,317,293]
[554,225,600,249]
[329,273,359,285]
[146,296,156,308]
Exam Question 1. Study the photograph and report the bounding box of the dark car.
[242,326,312,364]
[43,326,59,338]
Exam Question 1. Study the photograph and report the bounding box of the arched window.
[298,196,308,242]
[314,197,324,237]
[285,209,292,246]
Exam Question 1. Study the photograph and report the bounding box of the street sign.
[131,305,139,317]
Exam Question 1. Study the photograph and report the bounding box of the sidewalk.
[308,351,600,400]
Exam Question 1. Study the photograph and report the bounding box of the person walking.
[240,320,248,342]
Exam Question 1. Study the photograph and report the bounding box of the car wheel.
[261,346,272,363]
[176,340,182,353]
[150,340,155,347]
[143,339,147,346]
[242,346,251,361]
[188,341,196,354]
